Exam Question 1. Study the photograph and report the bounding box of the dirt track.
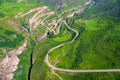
[45,21,120,74]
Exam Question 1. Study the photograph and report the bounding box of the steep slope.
[80,0,120,18]
[0,0,120,80]
[46,0,120,80]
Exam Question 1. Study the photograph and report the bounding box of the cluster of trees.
[79,0,120,19]
[0,28,25,48]
[0,0,17,3]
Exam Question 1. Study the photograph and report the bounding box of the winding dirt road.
[45,21,120,73]
[44,0,120,74]
[13,1,120,79]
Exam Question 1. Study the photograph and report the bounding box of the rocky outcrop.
[0,40,27,80]
[56,0,62,10]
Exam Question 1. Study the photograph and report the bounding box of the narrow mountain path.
[15,6,47,18]
[44,0,119,74]
[45,21,120,74]
[52,70,63,80]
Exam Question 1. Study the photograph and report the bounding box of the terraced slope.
[0,0,120,80]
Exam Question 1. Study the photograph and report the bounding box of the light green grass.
[53,29,72,42]
[79,19,98,31]
[0,2,41,19]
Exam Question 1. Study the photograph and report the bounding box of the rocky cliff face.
[0,41,27,80]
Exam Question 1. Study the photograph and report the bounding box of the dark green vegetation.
[13,38,35,80]
[0,50,5,61]
[0,0,120,80]
[0,25,24,48]
[0,17,25,49]
[81,0,120,18]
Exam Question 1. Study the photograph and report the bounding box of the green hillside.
[81,0,120,18]
[0,0,120,80]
